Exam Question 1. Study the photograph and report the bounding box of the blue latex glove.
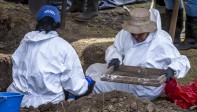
[75,76,95,100]
[68,93,76,99]
[85,76,94,86]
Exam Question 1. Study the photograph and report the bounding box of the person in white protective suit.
[85,8,190,100]
[7,5,95,108]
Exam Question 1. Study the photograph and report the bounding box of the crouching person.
[85,8,190,100]
[7,5,94,108]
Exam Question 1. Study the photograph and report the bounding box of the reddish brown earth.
[0,1,194,112]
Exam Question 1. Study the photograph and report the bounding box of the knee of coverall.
[164,0,183,10]
[185,0,197,17]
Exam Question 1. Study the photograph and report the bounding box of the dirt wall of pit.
[0,54,12,91]
[72,38,113,70]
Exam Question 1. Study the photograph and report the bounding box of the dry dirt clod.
[102,110,109,112]
[119,98,123,102]
[147,103,155,112]
[110,98,117,103]
[108,105,116,112]
[118,103,123,107]
[130,101,138,110]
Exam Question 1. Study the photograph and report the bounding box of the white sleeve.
[105,30,125,64]
[168,53,190,78]
[156,32,190,78]
[60,47,88,96]
[153,44,190,79]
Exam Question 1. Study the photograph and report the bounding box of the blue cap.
[36,5,60,23]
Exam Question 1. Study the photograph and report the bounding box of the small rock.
[110,98,117,103]
[119,98,123,102]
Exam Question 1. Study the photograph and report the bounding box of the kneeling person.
[85,8,190,100]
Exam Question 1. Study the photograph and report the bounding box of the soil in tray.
[111,71,162,79]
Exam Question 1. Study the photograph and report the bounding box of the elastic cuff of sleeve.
[68,95,76,99]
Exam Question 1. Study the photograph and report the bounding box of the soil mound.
[21,90,187,112]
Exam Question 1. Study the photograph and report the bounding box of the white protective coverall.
[85,9,190,100]
[7,31,88,108]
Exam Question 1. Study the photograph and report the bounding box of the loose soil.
[20,91,188,112]
[0,1,196,112]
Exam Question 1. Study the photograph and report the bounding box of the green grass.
[178,50,197,85]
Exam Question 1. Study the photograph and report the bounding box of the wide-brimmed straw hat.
[122,8,156,34]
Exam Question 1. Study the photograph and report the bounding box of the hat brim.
[122,21,157,34]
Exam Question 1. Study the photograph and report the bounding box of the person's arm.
[156,32,190,79]
[166,51,190,79]
[67,76,95,100]
[60,46,88,96]
[105,30,128,64]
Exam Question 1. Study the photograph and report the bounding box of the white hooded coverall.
[86,9,190,100]
[7,31,88,108]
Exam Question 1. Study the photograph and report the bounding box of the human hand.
[85,76,95,95]
[164,68,175,82]
[108,58,120,70]
[75,76,95,100]
[85,76,95,86]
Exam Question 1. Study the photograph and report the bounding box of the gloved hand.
[85,76,95,95]
[85,76,95,86]
[164,67,175,82]
[75,76,95,99]
[108,58,120,70]
[67,93,76,102]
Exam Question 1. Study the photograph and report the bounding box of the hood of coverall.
[23,31,58,42]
